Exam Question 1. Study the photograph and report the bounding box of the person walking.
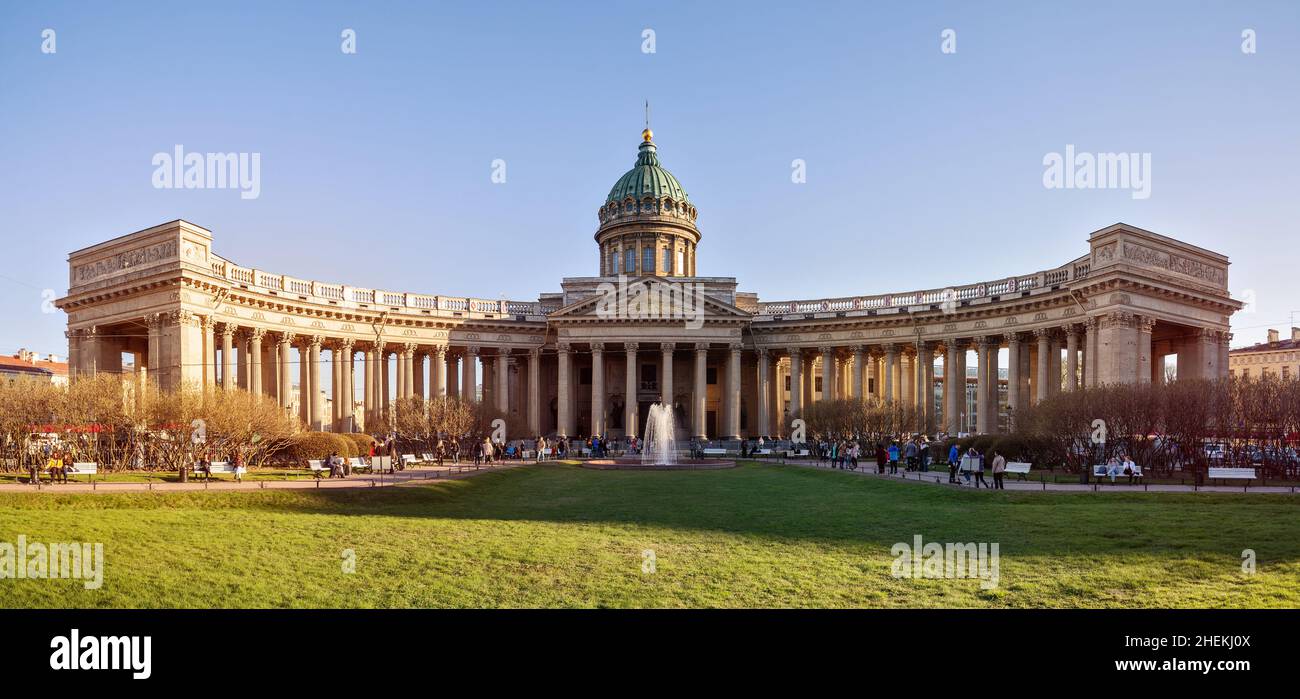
[919,437,931,472]
[991,450,1006,490]
[948,442,960,483]
[904,439,918,472]
[971,448,988,488]
[888,442,900,474]
[876,443,888,474]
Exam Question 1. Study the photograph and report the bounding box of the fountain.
[582,401,733,470]
[641,402,678,466]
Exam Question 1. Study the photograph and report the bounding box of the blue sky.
[2,0,1297,359]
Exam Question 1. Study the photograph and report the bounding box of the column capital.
[556,342,571,353]
[308,335,324,349]
[848,344,863,354]
[818,345,834,355]
[624,342,639,352]
[528,347,542,358]
[588,342,603,354]
[728,342,742,353]
[433,345,448,358]
[975,336,996,350]
[278,332,296,347]
[1063,322,1083,337]
[660,342,675,353]
[248,327,267,342]
[465,345,480,356]
[755,347,768,358]
[219,323,237,339]
[1138,317,1156,334]
[883,343,898,355]
[498,346,514,356]
[694,342,710,352]
[1104,311,1137,328]
[339,337,356,353]
[1003,331,1021,345]
[200,315,217,332]
[1033,327,1053,341]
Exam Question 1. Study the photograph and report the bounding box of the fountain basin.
[582,458,734,471]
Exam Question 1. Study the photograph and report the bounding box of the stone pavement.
[763,458,1300,494]
[0,462,524,494]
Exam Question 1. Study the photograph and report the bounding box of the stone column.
[362,346,375,429]
[624,343,638,437]
[249,328,265,395]
[433,346,447,397]
[900,349,914,408]
[1098,313,1139,384]
[396,346,407,401]
[405,344,417,399]
[497,348,511,414]
[1065,326,1080,390]
[1049,336,1062,395]
[1005,333,1021,429]
[1137,318,1154,384]
[917,342,933,433]
[413,351,425,400]
[276,334,293,409]
[1035,329,1051,402]
[756,349,770,437]
[693,343,708,439]
[788,348,803,418]
[308,336,323,431]
[557,343,572,438]
[462,346,478,402]
[332,343,344,428]
[725,343,742,439]
[883,344,897,403]
[341,340,355,432]
[299,340,311,425]
[944,340,960,435]
[528,349,542,436]
[221,324,235,390]
[1084,317,1099,387]
[802,353,815,408]
[850,346,864,399]
[446,350,459,400]
[589,344,604,436]
[820,347,836,402]
[660,342,674,408]
[770,356,783,436]
[380,349,391,413]
[974,338,993,434]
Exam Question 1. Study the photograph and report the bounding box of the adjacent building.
[0,349,69,386]
[1229,328,1300,381]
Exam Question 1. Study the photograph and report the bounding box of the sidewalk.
[767,458,1300,494]
[0,462,523,494]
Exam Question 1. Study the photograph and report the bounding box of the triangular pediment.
[548,276,751,323]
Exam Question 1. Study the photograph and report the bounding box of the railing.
[754,256,1090,317]
[208,254,542,318]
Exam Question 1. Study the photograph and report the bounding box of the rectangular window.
[663,248,672,273]
[676,249,685,275]
[624,249,635,275]
[643,247,655,273]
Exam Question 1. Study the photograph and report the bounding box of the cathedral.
[57,129,1241,440]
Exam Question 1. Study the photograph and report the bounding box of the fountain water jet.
[641,402,678,466]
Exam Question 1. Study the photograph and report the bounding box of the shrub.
[341,433,376,457]
[286,432,352,463]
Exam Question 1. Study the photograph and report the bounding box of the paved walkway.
[0,462,524,494]
[762,458,1300,494]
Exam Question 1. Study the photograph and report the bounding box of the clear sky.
[2,0,1297,360]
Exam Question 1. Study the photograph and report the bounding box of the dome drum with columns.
[595,129,700,277]
[55,125,1242,443]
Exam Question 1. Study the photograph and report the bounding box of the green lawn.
[1,461,1296,608]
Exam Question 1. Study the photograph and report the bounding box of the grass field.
[1,461,1296,608]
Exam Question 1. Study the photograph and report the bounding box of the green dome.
[605,139,690,204]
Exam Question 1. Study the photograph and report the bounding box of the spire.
[642,100,653,142]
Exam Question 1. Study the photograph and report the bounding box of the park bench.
[193,461,245,480]
[307,459,329,478]
[702,448,727,457]
[421,452,433,462]
[400,454,417,467]
[349,457,366,472]
[752,448,773,456]
[1005,462,1032,480]
[67,462,98,482]
[1091,463,1144,483]
[1208,467,1257,485]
